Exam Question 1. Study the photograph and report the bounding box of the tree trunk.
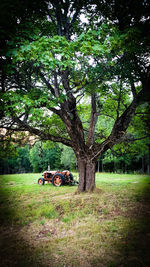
[77,157,96,192]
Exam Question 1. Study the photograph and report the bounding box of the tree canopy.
[0,0,150,191]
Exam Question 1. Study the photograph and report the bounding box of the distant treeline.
[0,140,150,174]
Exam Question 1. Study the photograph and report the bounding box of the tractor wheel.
[38,178,45,185]
[68,173,74,185]
[52,173,64,187]
[69,173,73,180]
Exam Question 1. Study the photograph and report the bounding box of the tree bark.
[77,156,96,192]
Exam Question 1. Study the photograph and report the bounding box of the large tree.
[0,0,150,191]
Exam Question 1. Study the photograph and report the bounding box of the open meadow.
[0,172,150,267]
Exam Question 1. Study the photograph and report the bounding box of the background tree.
[0,143,32,174]
[0,0,150,191]
[29,141,62,172]
[60,145,77,170]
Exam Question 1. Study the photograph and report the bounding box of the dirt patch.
[93,187,103,194]
[125,200,150,218]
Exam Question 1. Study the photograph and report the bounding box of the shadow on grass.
[117,217,150,267]
[0,188,52,267]
[115,185,150,267]
[0,229,44,267]
[93,182,150,267]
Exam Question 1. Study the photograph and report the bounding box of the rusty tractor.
[38,170,78,187]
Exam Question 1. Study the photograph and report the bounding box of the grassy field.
[0,172,150,267]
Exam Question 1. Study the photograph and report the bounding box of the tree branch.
[39,72,56,96]
[130,78,137,99]
[2,110,72,147]
[87,93,99,147]
[116,81,122,119]
[92,86,148,160]
[70,0,83,27]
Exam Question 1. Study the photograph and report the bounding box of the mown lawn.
[0,172,150,267]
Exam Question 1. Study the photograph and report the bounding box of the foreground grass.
[0,173,150,267]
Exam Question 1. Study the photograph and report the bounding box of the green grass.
[0,172,150,266]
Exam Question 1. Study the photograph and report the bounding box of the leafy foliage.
[0,0,150,190]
